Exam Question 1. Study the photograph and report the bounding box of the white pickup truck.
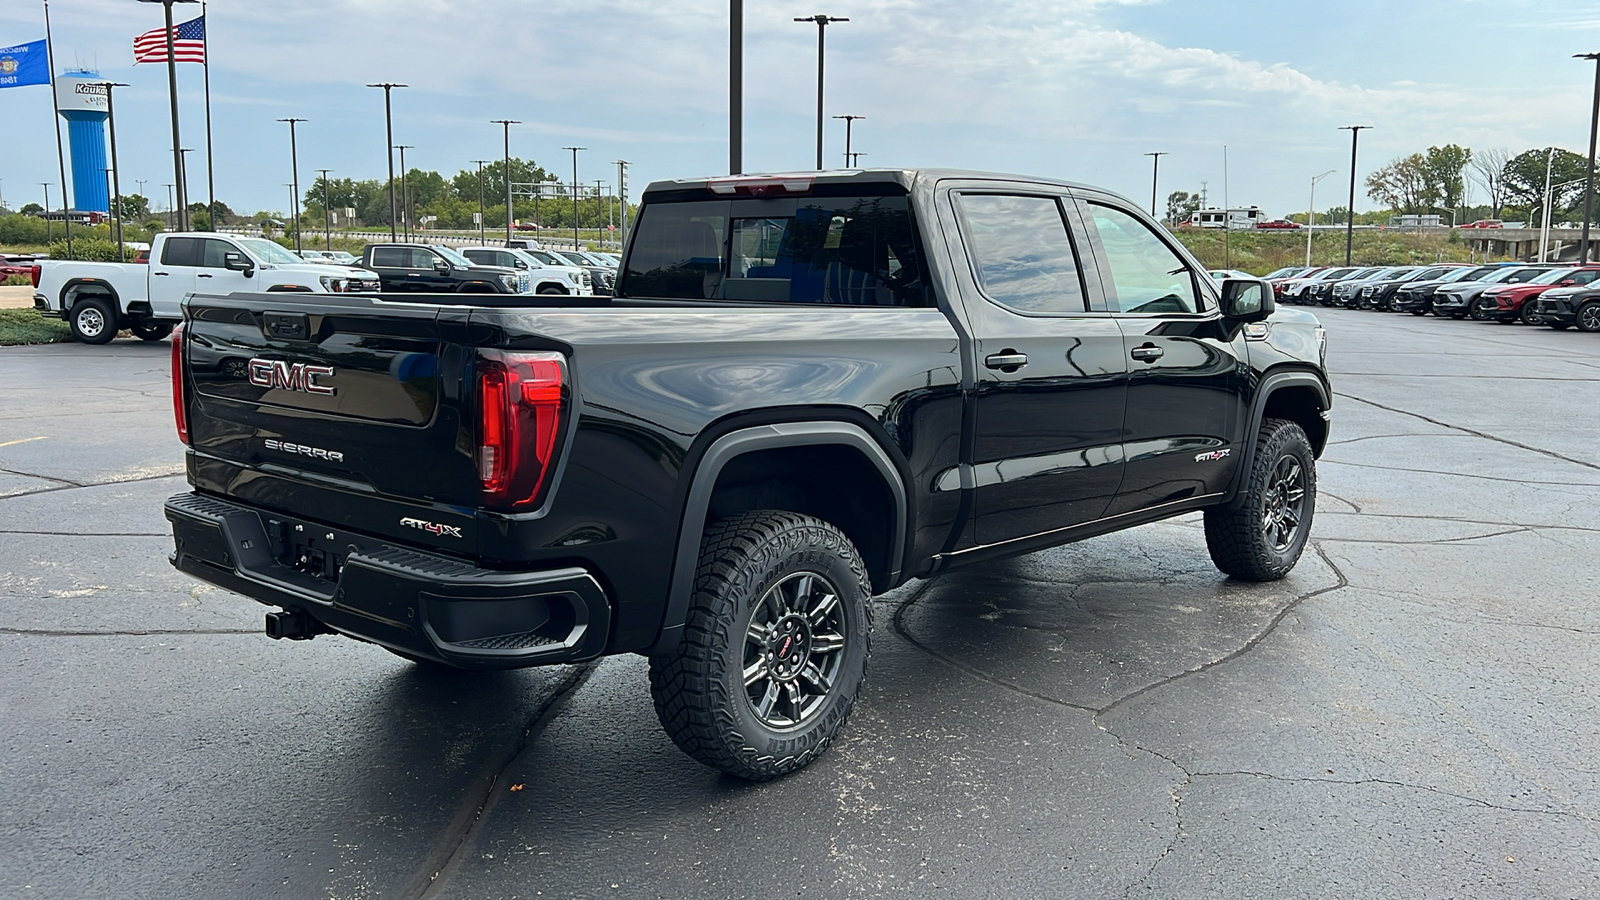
[33,232,381,344]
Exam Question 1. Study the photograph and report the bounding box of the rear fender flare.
[648,421,907,655]
[60,278,123,315]
[1222,369,1330,512]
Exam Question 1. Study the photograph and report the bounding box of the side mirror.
[224,252,254,277]
[433,258,451,274]
[1221,278,1274,322]
[1561,280,1575,286]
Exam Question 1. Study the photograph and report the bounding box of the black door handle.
[984,351,1028,371]
[197,273,213,278]
[153,271,169,276]
[1131,345,1164,362]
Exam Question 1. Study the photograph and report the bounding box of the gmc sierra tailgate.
[179,290,485,552]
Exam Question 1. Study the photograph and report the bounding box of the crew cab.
[32,232,379,344]
[360,243,529,294]
[164,169,1331,781]
[457,246,593,295]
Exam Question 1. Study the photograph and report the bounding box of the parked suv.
[1392,265,1501,315]
[1433,265,1551,318]
[1475,266,1600,325]
[1331,267,1413,307]
[459,246,594,295]
[1355,265,1464,310]
[361,243,528,294]
[1532,282,1600,331]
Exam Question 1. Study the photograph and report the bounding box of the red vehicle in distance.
[1460,219,1504,229]
[1255,218,1303,230]
[1476,266,1600,324]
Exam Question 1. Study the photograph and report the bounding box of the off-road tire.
[131,320,174,341]
[1577,301,1600,333]
[1204,418,1316,581]
[69,297,118,344]
[649,510,872,781]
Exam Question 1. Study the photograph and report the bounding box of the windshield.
[555,251,591,267]
[508,249,546,268]
[1443,266,1494,282]
[1316,268,1356,280]
[1377,267,1416,280]
[1407,266,1452,281]
[434,246,475,267]
[1480,267,1537,284]
[526,249,564,266]
[1530,267,1579,284]
[238,238,305,265]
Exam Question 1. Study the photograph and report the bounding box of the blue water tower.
[55,70,110,214]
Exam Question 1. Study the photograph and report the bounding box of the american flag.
[133,14,206,64]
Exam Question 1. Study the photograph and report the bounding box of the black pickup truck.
[165,169,1330,780]
[360,242,530,294]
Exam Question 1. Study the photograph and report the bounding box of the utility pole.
[1144,151,1168,218]
[40,184,52,244]
[494,120,521,243]
[394,144,413,241]
[165,183,175,231]
[316,168,332,250]
[1306,169,1336,266]
[847,151,865,167]
[563,146,586,249]
[278,118,307,253]
[472,160,489,244]
[794,15,848,171]
[365,83,407,241]
[730,0,742,174]
[1339,125,1369,265]
[138,0,194,220]
[834,114,864,167]
[1576,53,1600,262]
[615,160,630,246]
[99,82,130,260]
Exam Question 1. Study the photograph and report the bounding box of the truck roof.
[641,168,1103,197]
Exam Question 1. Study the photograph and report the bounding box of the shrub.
[47,237,124,261]
[4,273,33,286]
[0,214,50,245]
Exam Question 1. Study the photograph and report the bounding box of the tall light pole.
[316,168,332,250]
[563,146,586,249]
[730,0,743,174]
[394,144,413,241]
[1144,151,1168,218]
[39,184,52,244]
[97,82,130,260]
[834,114,864,167]
[1576,53,1600,262]
[1307,169,1337,266]
[847,151,866,167]
[179,148,193,227]
[1339,125,1369,265]
[472,160,489,244]
[165,183,175,231]
[794,15,848,171]
[615,159,630,246]
[366,83,407,241]
[493,120,521,243]
[278,118,306,253]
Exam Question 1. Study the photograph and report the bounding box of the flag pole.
[202,1,214,229]
[42,0,72,253]
[160,0,185,224]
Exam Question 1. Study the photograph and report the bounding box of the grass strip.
[0,308,70,346]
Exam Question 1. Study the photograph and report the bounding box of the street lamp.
[472,159,489,244]
[394,144,413,241]
[563,146,586,249]
[365,83,407,241]
[1307,169,1336,266]
[1144,151,1168,218]
[1576,53,1600,262]
[95,81,130,260]
[316,168,332,251]
[794,15,848,171]
[847,151,865,167]
[834,114,864,167]
[615,160,630,245]
[164,183,175,231]
[278,118,307,253]
[493,120,521,243]
[39,184,52,244]
[1339,125,1369,265]
[730,0,743,174]
[178,148,194,227]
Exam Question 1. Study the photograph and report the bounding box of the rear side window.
[955,193,1087,314]
[370,247,409,268]
[621,193,929,306]
[161,237,202,267]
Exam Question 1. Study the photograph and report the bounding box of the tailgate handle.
[263,312,311,342]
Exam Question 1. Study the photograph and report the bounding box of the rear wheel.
[649,510,871,781]
[131,320,174,341]
[69,297,117,344]
[1204,418,1316,582]
[1578,301,1600,333]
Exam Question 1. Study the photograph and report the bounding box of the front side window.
[955,193,1086,314]
[1088,203,1201,314]
[200,239,237,268]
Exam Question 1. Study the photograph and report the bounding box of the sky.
[2,0,1599,219]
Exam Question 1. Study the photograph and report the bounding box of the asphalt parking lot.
[3,309,1599,899]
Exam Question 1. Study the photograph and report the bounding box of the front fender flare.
[1222,368,1331,511]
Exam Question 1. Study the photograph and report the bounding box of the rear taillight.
[477,349,566,509]
[170,322,190,445]
[29,265,41,288]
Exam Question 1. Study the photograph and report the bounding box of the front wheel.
[1578,301,1600,333]
[131,320,174,341]
[1204,418,1317,581]
[649,510,872,781]
[69,297,118,344]
[1519,303,1544,326]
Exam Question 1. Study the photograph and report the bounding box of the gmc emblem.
[248,358,335,395]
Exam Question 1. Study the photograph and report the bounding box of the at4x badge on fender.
[400,517,463,539]
[1194,448,1232,463]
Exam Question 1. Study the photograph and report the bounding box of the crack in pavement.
[407,663,597,900]
[1337,372,1600,382]
[1328,432,1466,446]
[0,466,81,487]
[1316,527,1531,546]
[1189,771,1600,824]
[0,470,185,500]
[0,626,255,637]
[1322,458,1600,488]
[0,530,167,537]
[1335,391,1600,474]
[1316,510,1600,536]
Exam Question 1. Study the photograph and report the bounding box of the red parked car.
[1475,266,1600,324]
[1460,219,1504,229]
[1255,218,1303,230]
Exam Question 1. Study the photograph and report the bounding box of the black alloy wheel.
[1578,301,1600,333]
[1204,418,1316,581]
[650,510,871,780]
[1519,302,1544,326]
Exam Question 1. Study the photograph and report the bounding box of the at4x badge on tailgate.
[400,517,463,539]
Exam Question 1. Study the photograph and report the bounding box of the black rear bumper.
[165,492,611,669]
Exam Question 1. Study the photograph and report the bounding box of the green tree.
[1165,190,1201,225]
[1502,147,1593,224]
[1366,154,1434,213]
[116,194,149,221]
[1420,144,1472,212]
[20,202,44,216]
